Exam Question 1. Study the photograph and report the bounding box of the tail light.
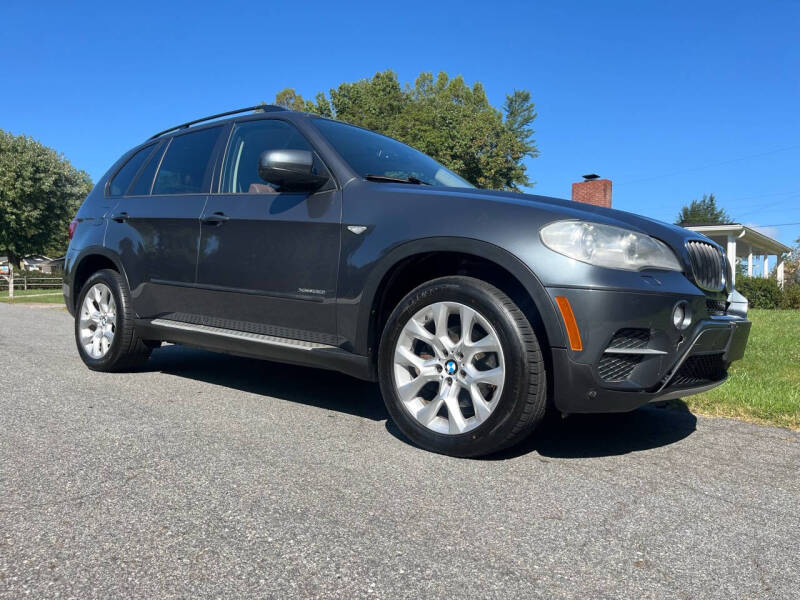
[68,218,78,240]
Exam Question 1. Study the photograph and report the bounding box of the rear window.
[152,127,222,195]
[108,144,155,196]
[129,143,166,196]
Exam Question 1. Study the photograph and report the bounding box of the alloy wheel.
[393,301,506,435]
[79,283,117,359]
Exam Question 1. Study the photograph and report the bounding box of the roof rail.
[148,105,288,140]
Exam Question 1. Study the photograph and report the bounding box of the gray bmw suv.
[64,105,751,457]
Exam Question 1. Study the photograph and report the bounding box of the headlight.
[540,221,683,272]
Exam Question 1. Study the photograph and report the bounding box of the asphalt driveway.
[1,303,798,599]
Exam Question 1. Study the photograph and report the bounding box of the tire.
[378,276,547,457]
[74,269,152,372]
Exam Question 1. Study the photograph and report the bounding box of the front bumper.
[547,286,751,414]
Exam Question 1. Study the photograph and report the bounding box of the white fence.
[0,275,63,299]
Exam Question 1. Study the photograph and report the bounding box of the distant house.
[42,256,65,274]
[21,255,53,271]
[0,255,65,276]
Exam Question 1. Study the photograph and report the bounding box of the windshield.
[312,118,474,188]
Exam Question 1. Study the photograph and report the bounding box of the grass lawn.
[0,289,64,304]
[680,309,800,430]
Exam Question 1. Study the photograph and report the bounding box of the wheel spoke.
[91,334,101,357]
[469,384,493,422]
[458,305,476,345]
[80,313,100,328]
[395,345,423,370]
[406,316,434,344]
[463,334,500,359]
[443,384,467,434]
[471,366,504,387]
[431,303,449,338]
[396,375,431,404]
[416,389,446,426]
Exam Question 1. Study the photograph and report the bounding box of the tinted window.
[153,127,221,195]
[108,145,155,196]
[221,120,316,194]
[312,118,473,188]
[129,143,166,196]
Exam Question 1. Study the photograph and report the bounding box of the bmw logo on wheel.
[445,360,458,375]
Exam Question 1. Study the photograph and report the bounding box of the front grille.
[607,328,650,350]
[598,354,643,382]
[670,353,726,387]
[706,299,728,316]
[687,241,726,292]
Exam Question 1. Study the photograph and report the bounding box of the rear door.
[104,126,225,317]
[194,118,342,344]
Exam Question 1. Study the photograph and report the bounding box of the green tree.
[675,193,732,226]
[270,70,538,190]
[0,130,92,267]
[783,236,800,285]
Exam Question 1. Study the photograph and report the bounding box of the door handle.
[111,212,129,223]
[201,212,230,225]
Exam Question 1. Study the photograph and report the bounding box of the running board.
[149,318,336,351]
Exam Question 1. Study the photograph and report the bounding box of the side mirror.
[258,149,328,192]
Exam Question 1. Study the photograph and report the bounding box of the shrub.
[779,284,800,310]
[736,276,782,309]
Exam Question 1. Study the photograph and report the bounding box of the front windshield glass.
[312,118,474,188]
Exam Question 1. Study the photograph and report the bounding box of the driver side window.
[220,120,316,194]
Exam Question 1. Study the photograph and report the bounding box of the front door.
[195,119,342,345]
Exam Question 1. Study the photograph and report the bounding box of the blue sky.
[2,0,799,253]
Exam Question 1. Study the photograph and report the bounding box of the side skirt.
[135,318,377,382]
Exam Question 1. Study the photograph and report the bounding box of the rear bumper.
[547,286,751,414]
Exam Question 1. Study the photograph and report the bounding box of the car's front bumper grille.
[687,241,727,292]
[597,328,654,382]
[669,353,727,388]
[598,354,643,382]
[706,299,728,315]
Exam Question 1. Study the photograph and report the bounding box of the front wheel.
[378,276,547,457]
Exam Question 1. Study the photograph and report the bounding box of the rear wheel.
[378,276,547,457]
[74,269,152,371]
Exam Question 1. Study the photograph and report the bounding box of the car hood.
[421,186,715,252]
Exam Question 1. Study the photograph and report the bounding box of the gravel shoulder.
[1,303,798,599]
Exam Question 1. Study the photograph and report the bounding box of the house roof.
[22,255,53,264]
[686,224,791,255]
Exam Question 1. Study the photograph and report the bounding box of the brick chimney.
[572,174,612,208]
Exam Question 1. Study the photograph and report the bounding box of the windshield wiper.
[364,174,430,185]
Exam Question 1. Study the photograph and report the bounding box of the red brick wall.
[572,179,612,208]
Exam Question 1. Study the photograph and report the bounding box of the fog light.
[672,301,692,330]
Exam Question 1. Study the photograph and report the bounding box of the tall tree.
[270,70,538,190]
[0,130,92,267]
[675,193,732,226]
[784,236,800,285]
